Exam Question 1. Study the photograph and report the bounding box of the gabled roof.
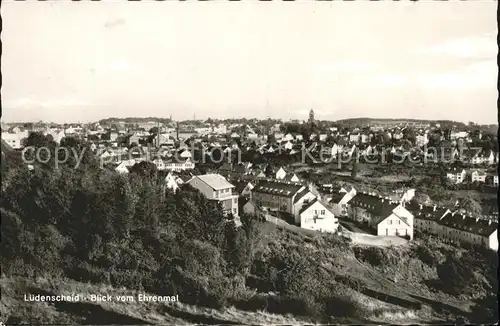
[294,188,312,203]
[193,174,235,190]
[253,179,304,198]
[349,192,400,218]
[439,214,498,237]
[299,198,335,215]
[329,192,346,204]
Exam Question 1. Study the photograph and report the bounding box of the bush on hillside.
[415,244,445,267]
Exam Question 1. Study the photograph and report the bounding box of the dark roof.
[294,188,311,203]
[284,172,299,181]
[239,196,251,209]
[232,180,248,194]
[299,198,335,215]
[329,192,345,204]
[253,180,304,198]
[439,214,498,237]
[349,192,400,221]
[218,162,232,172]
[233,163,248,174]
[406,201,450,222]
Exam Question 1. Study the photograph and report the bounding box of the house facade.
[299,199,339,233]
[446,169,466,184]
[251,180,315,223]
[347,192,414,240]
[187,174,239,216]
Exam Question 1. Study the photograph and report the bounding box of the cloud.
[419,34,496,58]
[309,60,377,74]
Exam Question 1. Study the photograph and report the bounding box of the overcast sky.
[1,1,497,124]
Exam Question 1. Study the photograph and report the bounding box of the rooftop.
[439,213,498,237]
[195,174,235,190]
[253,179,304,198]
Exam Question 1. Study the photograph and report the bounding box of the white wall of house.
[292,191,316,224]
[488,231,498,251]
[188,177,217,199]
[275,167,287,180]
[165,174,179,193]
[377,213,413,240]
[300,201,339,233]
[221,196,239,216]
[242,183,254,197]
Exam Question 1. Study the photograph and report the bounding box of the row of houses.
[326,189,498,250]
[446,168,498,186]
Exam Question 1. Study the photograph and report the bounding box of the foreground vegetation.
[1,135,498,324]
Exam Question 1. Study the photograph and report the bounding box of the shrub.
[66,262,111,284]
[415,244,444,267]
[109,268,143,289]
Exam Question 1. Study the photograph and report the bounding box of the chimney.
[488,220,492,225]
[419,204,423,210]
[433,205,437,212]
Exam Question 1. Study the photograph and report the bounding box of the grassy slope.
[0,277,311,325]
[0,223,486,325]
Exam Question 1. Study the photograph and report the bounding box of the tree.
[351,155,358,179]
[459,197,482,216]
[129,161,158,179]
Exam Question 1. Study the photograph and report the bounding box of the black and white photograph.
[0,1,498,324]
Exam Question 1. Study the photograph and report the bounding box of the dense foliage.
[1,135,498,324]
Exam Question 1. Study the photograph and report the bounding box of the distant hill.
[333,117,468,128]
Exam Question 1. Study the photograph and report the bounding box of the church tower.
[308,109,315,124]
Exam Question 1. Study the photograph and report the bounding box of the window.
[397,220,400,225]
[388,220,392,225]
[321,210,326,215]
[234,198,237,204]
[233,208,237,214]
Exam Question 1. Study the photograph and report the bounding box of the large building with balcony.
[187,173,239,216]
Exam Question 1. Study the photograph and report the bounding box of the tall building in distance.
[308,109,315,124]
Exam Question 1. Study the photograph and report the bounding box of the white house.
[471,170,487,183]
[164,157,195,172]
[329,187,357,217]
[187,174,239,216]
[275,167,287,180]
[241,181,254,197]
[1,132,26,150]
[376,204,414,240]
[115,160,133,174]
[284,141,294,150]
[446,168,467,184]
[165,172,180,193]
[349,133,360,143]
[299,199,339,233]
[347,192,414,240]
